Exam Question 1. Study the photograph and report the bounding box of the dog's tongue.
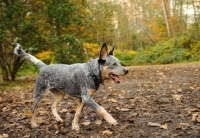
[114,75,121,83]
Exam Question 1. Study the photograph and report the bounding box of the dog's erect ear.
[98,43,108,64]
[109,44,116,55]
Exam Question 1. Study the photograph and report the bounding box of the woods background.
[0,0,200,82]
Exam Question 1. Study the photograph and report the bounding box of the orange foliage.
[35,50,55,64]
[83,42,100,59]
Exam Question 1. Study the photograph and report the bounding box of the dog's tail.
[14,43,46,69]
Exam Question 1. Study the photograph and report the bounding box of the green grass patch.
[0,80,35,90]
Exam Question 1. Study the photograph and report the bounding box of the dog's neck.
[87,59,104,89]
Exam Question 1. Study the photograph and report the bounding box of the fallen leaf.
[196,116,200,123]
[109,99,118,103]
[160,123,168,129]
[2,107,9,112]
[120,90,126,93]
[120,108,131,112]
[16,125,25,129]
[1,134,8,138]
[172,94,182,100]
[82,121,90,126]
[60,109,68,113]
[25,110,32,117]
[113,91,118,96]
[188,108,198,115]
[39,110,47,115]
[102,130,113,135]
[118,94,124,99]
[95,119,102,125]
[23,134,30,138]
[37,117,43,125]
[189,86,195,90]
[192,113,199,122]
[120,123,130,130]
[147,122,161,127]
[179,123,190,128]
[177,88,182,92]
[116,107,120,110]
[126,113,138,119]
[12,110,17,114]
[54,124,59,129]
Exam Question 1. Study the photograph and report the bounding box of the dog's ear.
[109,44,116,55]
[98,43,108,64]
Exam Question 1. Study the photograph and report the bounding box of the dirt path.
[0,63,200,138]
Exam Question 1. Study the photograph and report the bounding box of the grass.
[0,79,35,90]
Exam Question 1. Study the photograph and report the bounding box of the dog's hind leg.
[31,85,47,127]
[51,89,65,122]
[72,99,84,132]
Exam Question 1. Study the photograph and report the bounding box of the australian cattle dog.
[14,43,128,132]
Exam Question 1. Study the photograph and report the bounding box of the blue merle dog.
[14,43,128,132]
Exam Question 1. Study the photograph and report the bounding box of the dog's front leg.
[72,99,84,132]
[83,96,118,126]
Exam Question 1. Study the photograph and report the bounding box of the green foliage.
[55,35,85,64]
[134,35,200,65]
[17,62,38,76]
[83,42,137,66]
[115,50,137,66]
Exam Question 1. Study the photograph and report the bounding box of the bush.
[115,50,137,66]
[55,35,85,64]
[36,50,55,64]
[133,35,200,65]
[83,42,137,66]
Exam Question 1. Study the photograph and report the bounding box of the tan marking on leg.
[72,99,84,132]
[88,89,96,96]
[97,107,118,125]
[31,107,38,128]
[51,90,65,122]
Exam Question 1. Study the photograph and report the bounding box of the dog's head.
[99,43,128,83]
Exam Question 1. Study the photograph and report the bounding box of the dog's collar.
[88,61,104,89]
[89,69,101,89]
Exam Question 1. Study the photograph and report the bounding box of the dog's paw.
[55,116,63,122]
[109,118,118,126]
[97,107,118,126]
[72,123,80,132]
[104,112,118,125]
[31,121,38,128]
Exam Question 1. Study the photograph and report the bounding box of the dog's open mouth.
[109,74,121,83]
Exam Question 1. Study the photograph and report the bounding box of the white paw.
[104,113,118,126]
[55,116,63,122]
[108,118,118,126]
[72,123,80,132]
[31,121,38,128]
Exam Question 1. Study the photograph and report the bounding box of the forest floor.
[0,62,200,138]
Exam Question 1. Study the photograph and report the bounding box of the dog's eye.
[113,63,117,66]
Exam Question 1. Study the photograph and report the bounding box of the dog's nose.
[124,69,128,75]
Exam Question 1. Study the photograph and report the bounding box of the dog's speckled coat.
[14,43,128,131]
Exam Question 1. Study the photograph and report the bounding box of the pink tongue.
[114,76,121,83]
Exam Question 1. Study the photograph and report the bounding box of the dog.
[14,43,128,132]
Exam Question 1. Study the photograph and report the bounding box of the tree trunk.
[0,44,10,82]
[1,66,10,82]
[10,57,25,81]
[162,0,171,37]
